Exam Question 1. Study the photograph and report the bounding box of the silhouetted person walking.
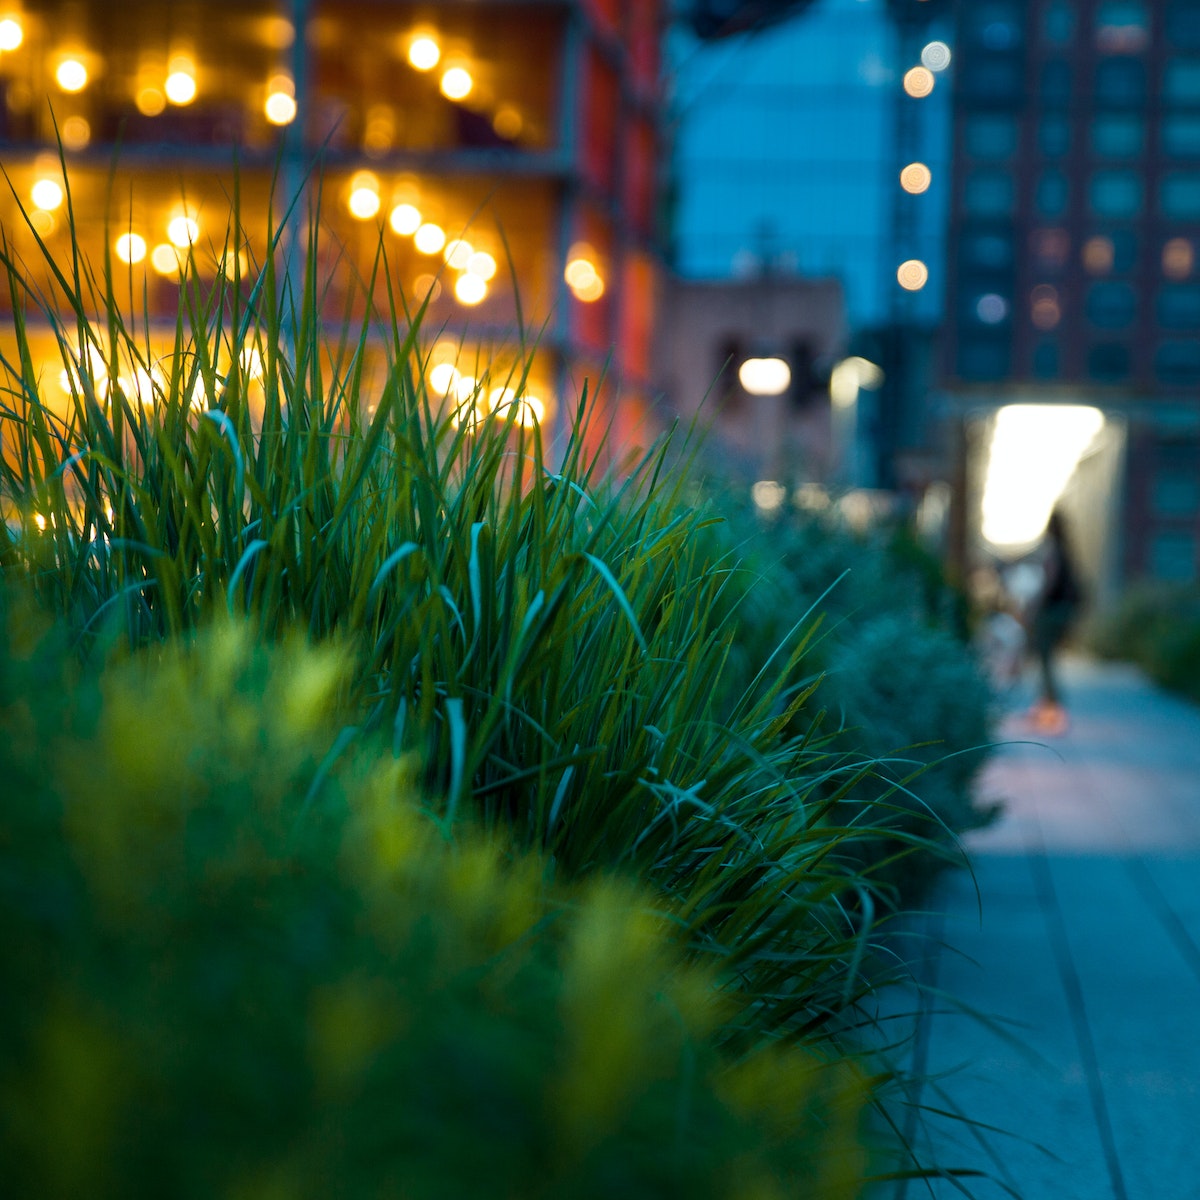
[1028,508,1082,735]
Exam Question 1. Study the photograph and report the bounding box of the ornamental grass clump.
[0,177,946,1047]
[0,599,870,1200]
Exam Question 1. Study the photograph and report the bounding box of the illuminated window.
[1164,114,1200,156]
[964,170,1015,216]
[1158,284,1200,326]
[1089,170,1142,216]
[965,115,1018,159]
[1036,170,1069,217]
[1031,284,1063,329]
[1083,235,1115,274]
[1085,281,1136,327]
[1087,342,1131,380]
[1156,340,1200,385]
[1162,172,1200,217]
[1164,58,1200,103]
[1096,58,1146,105]
[1091,114,1143,157]
[1163,237,1196,278]
[1095,1,1149,52]
[1039,115,1071,157]
[1032,228,1070,270]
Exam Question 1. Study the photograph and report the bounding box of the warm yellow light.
[389,203,421,235]
[414,222,446,255]
[751,481,786,513]
[981,405,1105,547]
[897,259,929,291]
[1163,237,1195,280]
[239,347,265,380]
[30,210,55,237]
[493,106,522,140]
[168,216,199,248]
[151,242,181,275]
[900,162,932,194]
[136,86,166,116]
[573,274,605,302]
[115,233,147,264]
[429,363,459,394]
[408,35,440,71]
[165,70,197,105]
[443,238,473,269]
[31,178,64,211]
[348,172,382,219]
[61,116,90,149]
[454,273,488,306]
[440,67,473,101]
[413,274,442,302]
[903,66,934,98]
[466,251,497,280]
[829,356,885,408]
[1083,235,1114,275]
[1030,284,1061,330]
[56,59,88,92]
[488,388,545,428]
[264,78,296,125]
[119,366,162,406]
[0,17,23,51]
[565,246,605,301]
[738,357,791,396]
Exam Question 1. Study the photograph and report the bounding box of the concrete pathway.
[887,656,1200,1200]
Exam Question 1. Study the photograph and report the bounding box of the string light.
[902,66,934,98]
[165,62,197,105]
[264,77,296,125]
[115,233,147,264]
[0,17,23,51]
[897,259,929,291]
[31,179,64,211]
[466,251,497,281]
[443,239,473,269]
[348,172,382,219]
[408,36,440,71]
[440,67,473,101]
[56,59,88,92]
[389,203,421,235]
[151,243,181,275]
[900,163,932,194]
[414,223,446,255]
[454,273,487,305]
[168,215,199,248]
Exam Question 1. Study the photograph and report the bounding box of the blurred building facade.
[943,0,1200,587]
[0,0,665,442]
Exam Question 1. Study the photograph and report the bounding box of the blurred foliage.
[1087,582,1200,703]
[0,599,872,1200]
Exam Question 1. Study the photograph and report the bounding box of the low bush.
[0,603,870,1200]
[1088,582,1200,702]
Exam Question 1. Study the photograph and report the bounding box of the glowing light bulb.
[414,222,446,255]
[151,243,181,275]
[56,59,88,92]
[903,66,934,98]
[168,215,199,248]
[440,67,472,101]
[897,259,929,290]
[31,179,64,211]
[165,69,197,105]
[264,77,296,125]
[454,273,487,306]
[739,358,791,396]
[136,86,166,116]
[0,17,24,51]
[408,36,440,71]
[389,203,421,235]
[466,251,496,280]
[115,233,147,264]
[443,238,473,269]
[900,162,932,194]
[61,116,90,149]
[429,363,459,393]
[921,41,952,72]
[348,172,381,219]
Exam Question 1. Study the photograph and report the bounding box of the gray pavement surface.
[886,656,1200,1200]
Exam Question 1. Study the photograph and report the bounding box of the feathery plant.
[0,165,957,1052]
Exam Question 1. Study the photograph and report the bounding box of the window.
[965,115,1018,159]
[1096,58,1146,104]
[1161,172,1200,216]
[1163,237,1196,278]
[1164,114,1200,156]
[1086,281,1136,327]
[1041,61,1073,106]
[1164,59,1200,103]
[1153,473,1200,516]
[961,230,1015,270]
[1166,2,1200,50]
[1039,115,1071,157]
[1037,170,1069,217]
[957,338,1010,380]
[965,170,1015,216]
[1155,340,1200,385]
[1083,235,1115,273]
[1091,114,1143,157]
[1150,531,1196,581]
[1157,284,1200,326]
[1088,343,1131,380]
[1096,1,1150,52]
[1032,227,1070,270]
[1090,170,1142,216]
[1033,342,1060,377]
[1043,1,1075,45]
